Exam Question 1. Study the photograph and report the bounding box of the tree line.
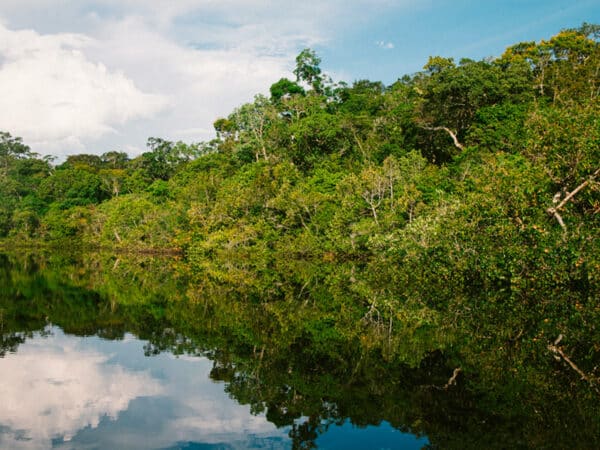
[0,25,598,302]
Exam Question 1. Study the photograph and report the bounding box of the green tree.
[294,48,327,94]
[270,78,305,102]
[414,56,531,162]
[62,154,103,171]
[129,138,202,182]
[101,151,130,169]
[0,132,32,176]
[39,168,107,208]
[229,95,277,161]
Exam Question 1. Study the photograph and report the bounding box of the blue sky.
[0,0,598,159]
[322,0,600,83]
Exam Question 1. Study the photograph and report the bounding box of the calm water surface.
[1,251,599,449]
[0,327,427,449]
[0,253,430,449]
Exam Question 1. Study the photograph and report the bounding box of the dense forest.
[2,23,600,358]
[1,24,600,445]
[2,24,599,271]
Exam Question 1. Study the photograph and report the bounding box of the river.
[0,251,598,449]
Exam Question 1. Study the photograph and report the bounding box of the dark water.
[1,251,599,449]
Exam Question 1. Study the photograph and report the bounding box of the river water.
[0,327,428,449]
[0,251,598,449]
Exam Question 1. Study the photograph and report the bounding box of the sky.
[0,0,598,160]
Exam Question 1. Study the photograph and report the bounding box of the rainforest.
[1,25,599,448]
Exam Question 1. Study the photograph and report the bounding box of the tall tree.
[294,48,325,94]
[0,132,32,176]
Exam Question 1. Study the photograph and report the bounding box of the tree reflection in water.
[0,251,598,449]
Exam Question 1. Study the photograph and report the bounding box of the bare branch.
[546,209,567,231]
[424,367,462,391]
[443,367,462,389]
[420,126,464,150]
[547,168,600,231]
[548,334,600,396]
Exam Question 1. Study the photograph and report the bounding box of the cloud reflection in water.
[0,328,288,450]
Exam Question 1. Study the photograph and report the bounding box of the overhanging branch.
[548,334,600,395]
[420,126,464,151]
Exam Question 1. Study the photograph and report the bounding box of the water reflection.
[0,327,291,450]
[0,325,428,450]
[0,328,159,449]
[1,251,598,449]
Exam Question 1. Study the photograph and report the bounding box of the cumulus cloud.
[0,1,418,157]
[0,331,163,450]
[0,23,167,156]
[79,15,293,152]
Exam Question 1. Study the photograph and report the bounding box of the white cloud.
[376,40,395,49]
[0,23,167,157]
[0,1,419,158]
[84,16,292,147]
[0,332,163,450]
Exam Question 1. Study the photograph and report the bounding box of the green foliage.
[269,77,305,101]
[101,151,130,168]
[0,137,51,237]
[0,131,32,175]
[2,249,599,448]
[40,204,94,240]
[131,137,203,182]
[337,79,386,115]
[294,48,324,93]
[466,102,529,152]
[61,153,103,171]
[39,168,107,208]
[0,28,598,450]
[524,101,600,185]
[97,194,178,248]
[287,110,346,169]
[414,57,533,162]
[147,179,171,199]
[227,95,277,162]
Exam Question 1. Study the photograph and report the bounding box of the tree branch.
[424,367,462,391]
[547,168,600,231]
[420,126,464,151]
[443,367,462,389]
[548,334,600,395]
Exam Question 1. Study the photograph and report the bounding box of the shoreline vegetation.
[1,25,599,409]
[0,237,183,255]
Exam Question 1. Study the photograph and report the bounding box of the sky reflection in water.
[0,327,427,450]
